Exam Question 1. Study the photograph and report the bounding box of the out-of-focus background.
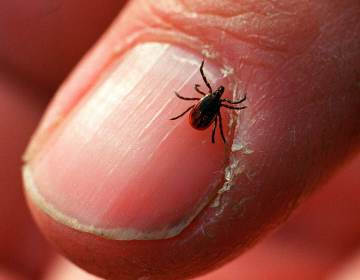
[0,1,125,279]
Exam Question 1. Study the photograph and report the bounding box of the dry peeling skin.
[23,0,360,279]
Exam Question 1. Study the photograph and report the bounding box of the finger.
[0,0,126,89]
[0,68,53,277]
[196,154,360,279]
[44,257,101,280]
[23,0,360,279]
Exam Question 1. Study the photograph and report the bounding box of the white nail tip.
[22,164,191,240]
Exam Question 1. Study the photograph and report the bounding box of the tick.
[170,60,247,144]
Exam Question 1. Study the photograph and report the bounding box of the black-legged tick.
[170,60,247,144]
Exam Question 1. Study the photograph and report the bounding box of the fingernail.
[23,43,228,240]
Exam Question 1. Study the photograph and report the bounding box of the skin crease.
[0,2,356,280]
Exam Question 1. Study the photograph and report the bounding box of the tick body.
[170,60,247,144]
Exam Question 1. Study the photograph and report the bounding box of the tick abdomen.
[189,95,220,130]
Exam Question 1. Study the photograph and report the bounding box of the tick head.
[214,85,225,98]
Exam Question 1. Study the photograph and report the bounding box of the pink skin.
[196,156,360,280]
[33,155,360,280]
[1,0,358,279]
[42,257,102,280]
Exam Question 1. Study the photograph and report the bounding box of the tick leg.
[218,112,226,143]
[170,105,195,120]
[174,91,200,101]
[194,84,206,96]
[212,116,217,143]
[200,60,213,93]
[222,94,247,104]
[221,104,247,110]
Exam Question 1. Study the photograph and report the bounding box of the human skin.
[0,0,359,279]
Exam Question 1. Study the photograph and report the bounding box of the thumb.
[23,0,360,279]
